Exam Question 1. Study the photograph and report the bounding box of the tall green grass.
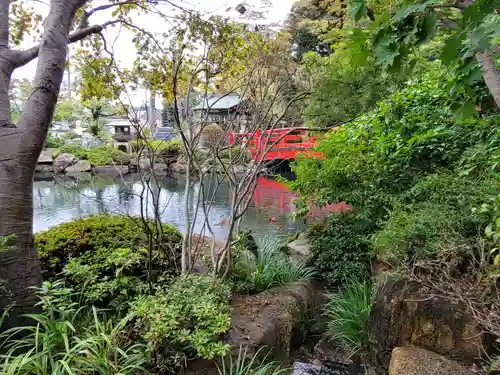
[324,280,374,355]
[0,284,150,375]
[218,346,288,375]
[233,236,316,293]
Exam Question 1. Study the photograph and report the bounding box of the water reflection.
[33,174,305,239]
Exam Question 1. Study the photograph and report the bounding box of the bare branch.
[78,0,137,28]
[14,19,121,68]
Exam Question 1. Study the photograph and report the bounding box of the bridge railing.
[229,128,323,160]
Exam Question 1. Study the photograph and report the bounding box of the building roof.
[194,93,242,111]
[106,119,134,127]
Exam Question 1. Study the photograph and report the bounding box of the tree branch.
[13,19,121,68]
[427,3,467,9]
[477,50,500,109]
[17,0,86,156]
[77,0,137,28]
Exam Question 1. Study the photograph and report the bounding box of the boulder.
[65,160,91,173]
[38,149,54,164]
[153,163,169,172]
[290,361,351,375]
[170,162,188,174]
[369,277,489,368]
[389,347,471,375]
[53,153,77,173]
[288,233,311,263]
[226,282,322,361]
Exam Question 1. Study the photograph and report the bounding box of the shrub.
[55,145,130,165]
[86,146,130,166]
[401,172,499,213]
[131,139,182,156]
[131,275,231,362]
[307,212,375,285]
[373,203,469,265]
[231,236,316,293]
[62,247,151,311]
[44,135,63,149]
[292,72,499,219]
[58,144,89,159]
[324,280,374,355]
[0,282,150,375]
[219,145,251,164]
[35,214,182,278]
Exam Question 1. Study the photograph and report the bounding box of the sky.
[14,0,296,106]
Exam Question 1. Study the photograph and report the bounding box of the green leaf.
[349,0,367,21]
[464,66,484,85]
[416,12,436,45]
[462,0,497,27]
[486,224,494,238]
[375,43,401,67]
[393,0,439,23]
[452,100,476,121]
[441,32,466,65]
[373,30,400,68]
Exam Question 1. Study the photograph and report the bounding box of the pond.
[33,173,306,239]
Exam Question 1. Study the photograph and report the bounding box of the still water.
[33,173,305,239]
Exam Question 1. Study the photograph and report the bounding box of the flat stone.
[65,160,91,173]
[36,164,53,173]
[288,233,311,262]
[389,347,471,375]
[38,149,54,164]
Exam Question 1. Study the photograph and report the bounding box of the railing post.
[256,129,261,152]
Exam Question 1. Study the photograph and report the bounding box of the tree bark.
[0,57,13,127]
[0,128,42,327]
[0,0,85,329]
[477,50,500,109]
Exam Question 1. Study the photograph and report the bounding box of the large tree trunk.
[477,50,500,109]
[0,0,84,329]
[0,128,42,328]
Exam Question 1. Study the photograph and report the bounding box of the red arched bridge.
[229,128,324,161]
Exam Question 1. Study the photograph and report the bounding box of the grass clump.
[324,280,374,355]
[232,235,316,293]
[0,283,150,375]
[218,346,287,375]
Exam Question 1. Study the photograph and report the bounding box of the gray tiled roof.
[194,93,241,110]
